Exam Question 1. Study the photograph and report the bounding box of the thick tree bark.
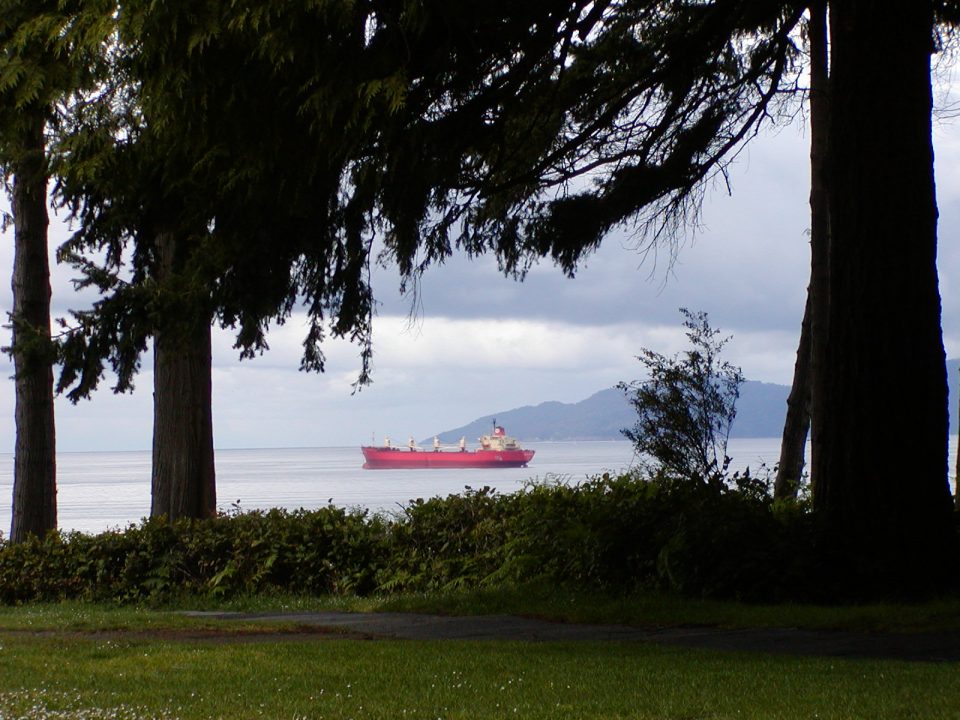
[815,0,955,590]
[9,115,57,542]
[775,0,830,501]
[775,294,811,499]
[150,231,216,521]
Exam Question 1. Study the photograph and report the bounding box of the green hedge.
[0,472,822,604]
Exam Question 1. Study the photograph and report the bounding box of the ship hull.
[361,447,535,469]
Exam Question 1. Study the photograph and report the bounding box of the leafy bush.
[0,505,390,604]
[380,486,509,592]
[0,474,826,604]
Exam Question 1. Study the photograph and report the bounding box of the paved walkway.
[182,610,960,662]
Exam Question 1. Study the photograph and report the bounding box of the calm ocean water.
[1,437,957,535]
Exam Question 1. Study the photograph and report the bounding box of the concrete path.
[182,610,960,662]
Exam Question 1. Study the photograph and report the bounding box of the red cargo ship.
[361,424,535,469]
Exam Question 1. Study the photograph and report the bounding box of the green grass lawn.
[1,592,960,720]
[1,632,958,720]
[5,588,960,636]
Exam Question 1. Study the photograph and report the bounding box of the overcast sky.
[2,103,959,452]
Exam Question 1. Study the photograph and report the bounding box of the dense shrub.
[0,474,825,604]
[496,470,821,601]
[0,505,390,604]
[381,486,510,592]
[496,473,665,589]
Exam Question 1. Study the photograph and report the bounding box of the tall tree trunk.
[775,0,830,501]
[775,295,811,499]
[806,0,832,508]
[815,0,955,591]
[150,231,216,521]
[9,114,57,542]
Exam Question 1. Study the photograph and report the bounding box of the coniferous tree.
[5,108,56,542]
[56,0,381,520]
[1,0,107,540]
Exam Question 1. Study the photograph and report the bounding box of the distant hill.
[433,358,960,442]
[432,388,635,443]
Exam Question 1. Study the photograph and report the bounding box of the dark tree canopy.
[56,1,377,395]
[360,0,805,278]
[55,0,805,400]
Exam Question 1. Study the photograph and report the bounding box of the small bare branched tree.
[619,309,743,486]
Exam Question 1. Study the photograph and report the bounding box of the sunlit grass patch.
[0,601,342,642]
[0,603,182,632]
[0,687,178,719]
